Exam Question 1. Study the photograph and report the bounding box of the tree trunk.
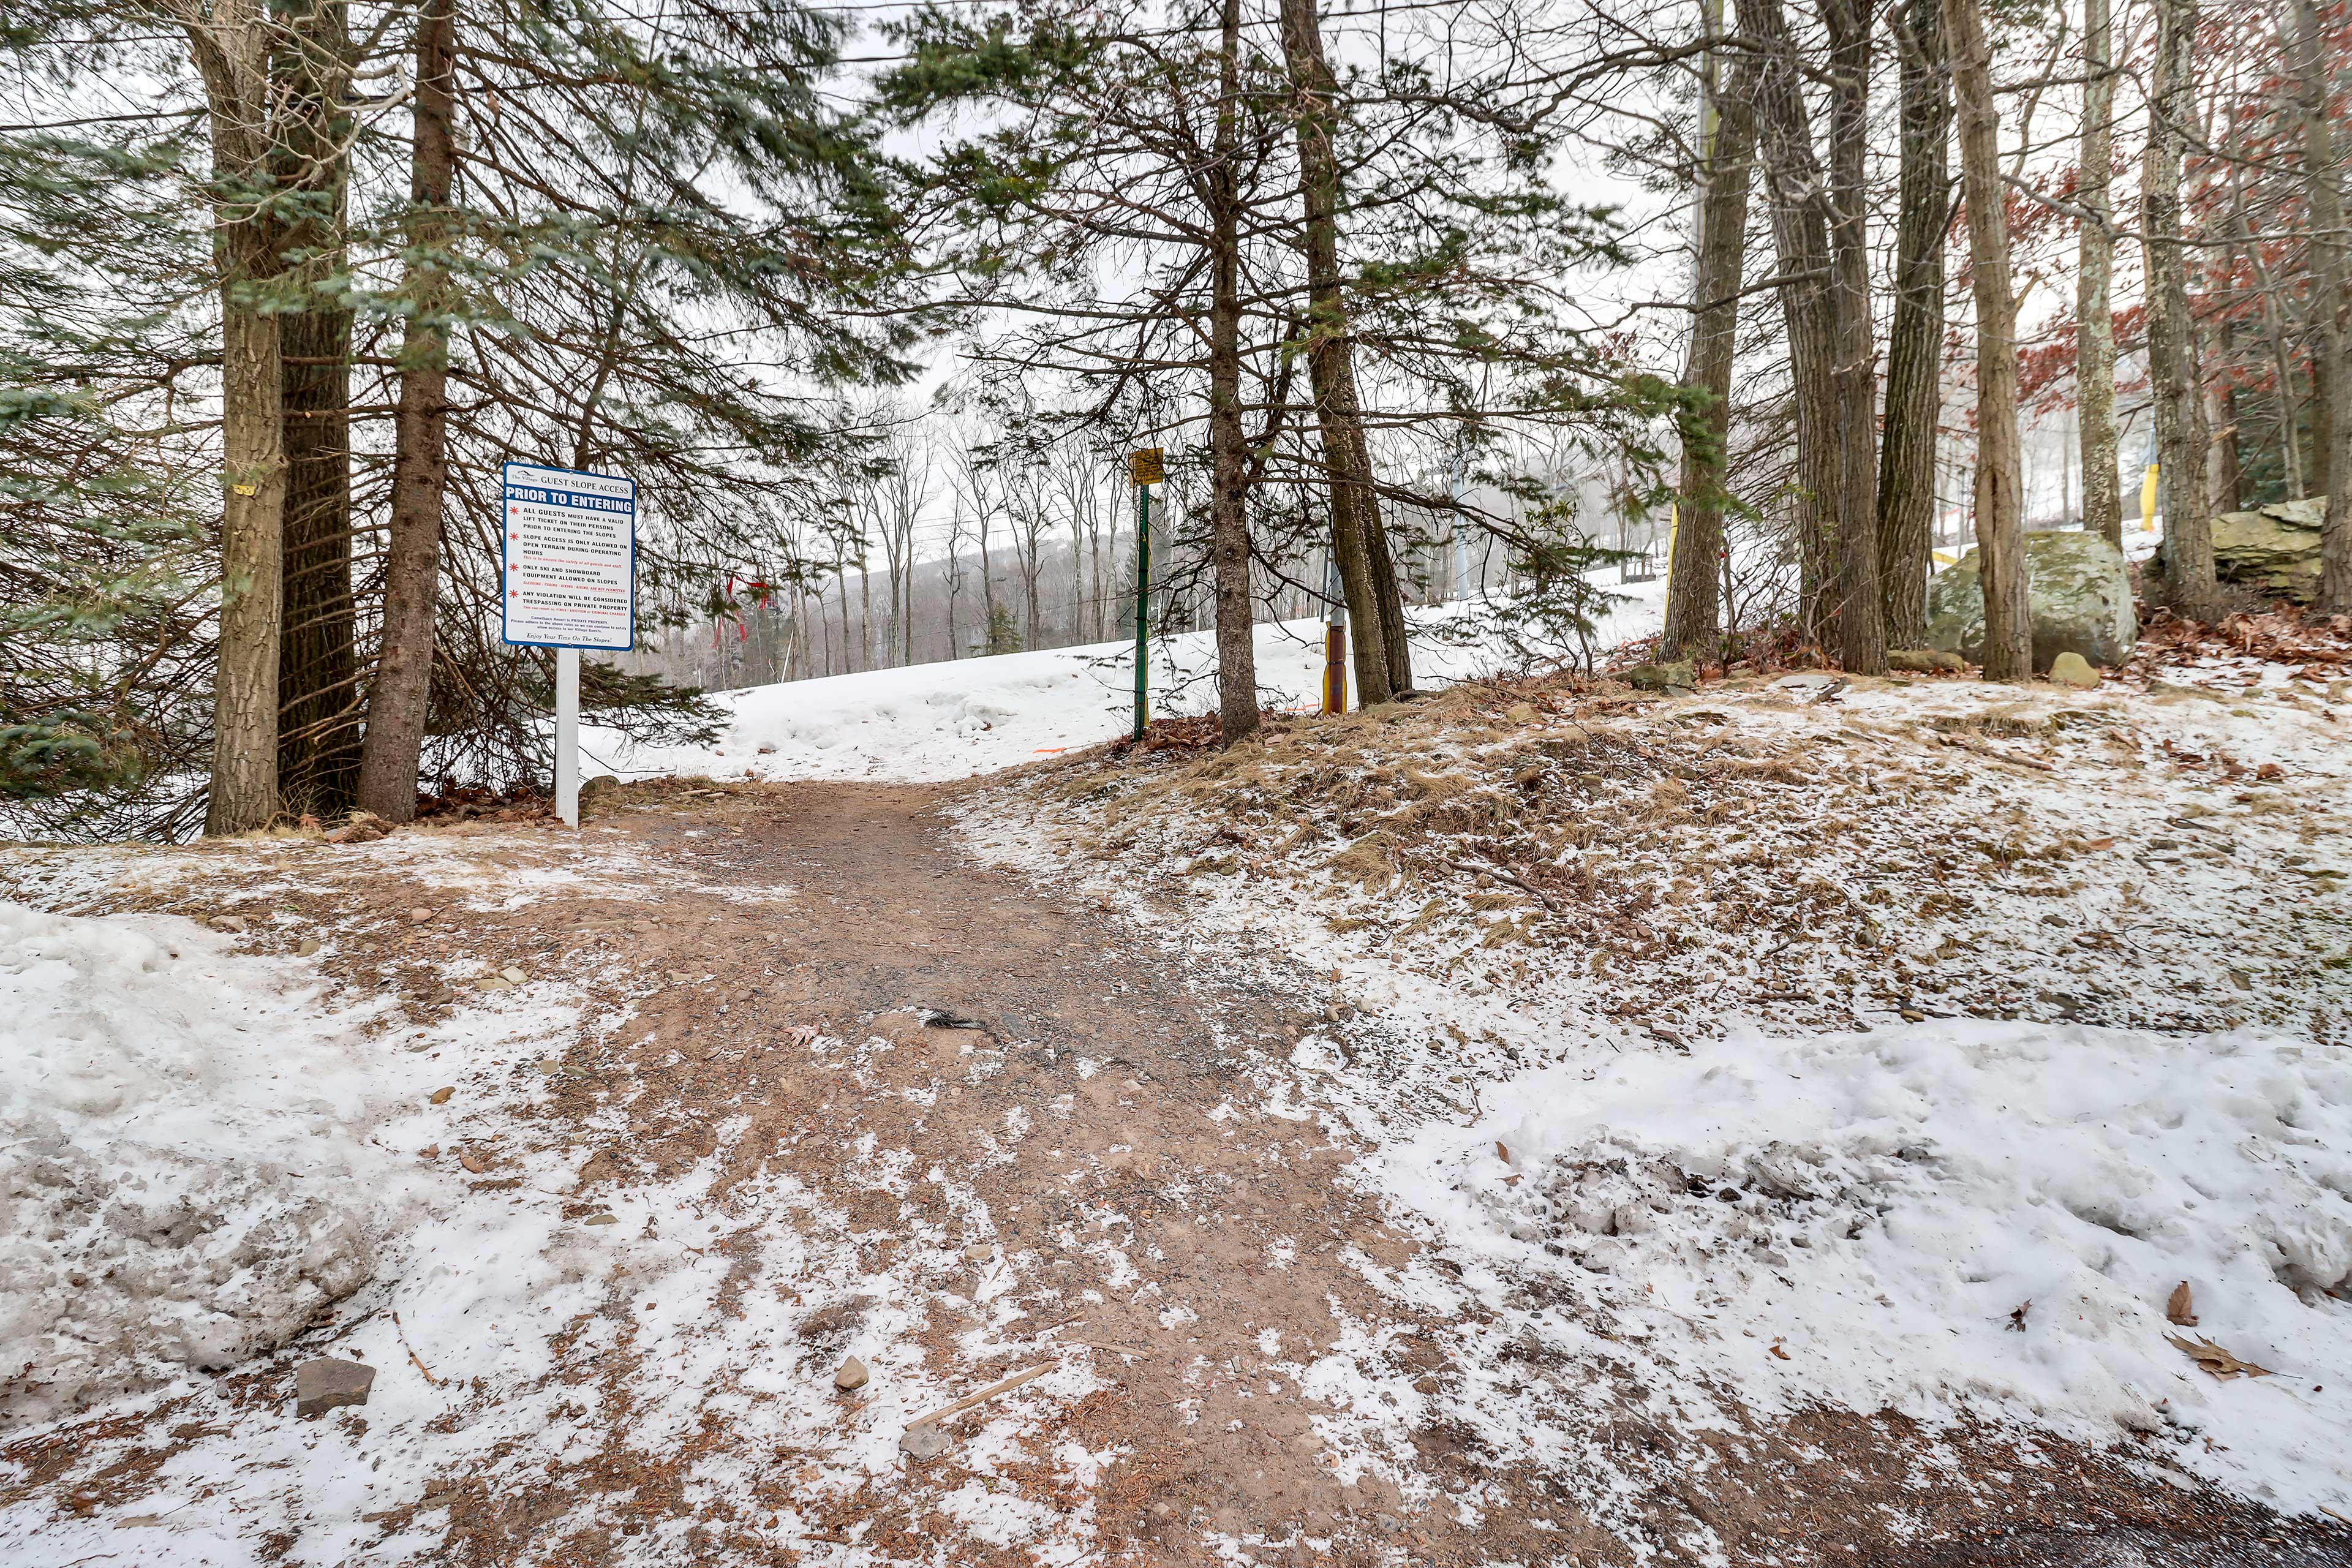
[276,0,359,821]
[278,308,360,820]
[1207,0,1260,743]
[1276,0,1397,704]
[1877,0,1948,647]
[356,0,454,821]
[2076,0,2121,546]
[2142,0,2217,616]
[1945,0,2032,680]
[860,562,873,667]
[1664,50,1757,665]
[1822,0,1885,674]
[190,0,285,835]
[1736,0,1844,649]
[2291,0,2352,609]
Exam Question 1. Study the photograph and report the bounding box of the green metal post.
[1133,483,1152,739]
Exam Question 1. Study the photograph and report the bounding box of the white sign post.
[501,462,636,827]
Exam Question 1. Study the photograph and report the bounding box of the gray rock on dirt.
[295,1357,375,1419]
[1924,530,2138,671]
[899,1423,951,1461]
[834,1357,869,1392]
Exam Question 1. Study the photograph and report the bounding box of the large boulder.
[1924,529,2138,671]
[2211,498,2323,601]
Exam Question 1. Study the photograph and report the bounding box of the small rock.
[1376,1512,1403,1535]
[296,937,322,957]
[295,1357,375,1420]
[963,1243,995,1263]
[428,1087,454,1105]
[1624,660,1696,693]
[212,915,249,934]
[2049,650,2101,689]
[583,1213,619,1226]
[407,907,434,924]
[1502,701,1538,723]
[420,1144,439,1159]
[1412,1375,1440,1395]
[899,1423,951,1461]
[501,965,528,984]
[834,1357,869,1392]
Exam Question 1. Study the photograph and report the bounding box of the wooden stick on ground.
[392,1311,446,1387]
[907,1365,1048,1429]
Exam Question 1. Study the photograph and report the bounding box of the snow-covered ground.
[1393,1020,2352,1513]
[0,906,415,1428]
[0,827,1120,1566]
[7,585,2349,1559]
[957,659,2352,1520]
[580,587,1667,785]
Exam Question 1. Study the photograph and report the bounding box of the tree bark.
[1945,0,2032,680]
[2290,0,2352,609]
[1207,0,1260,742]
[1822,0,1885,674]
[2142,0,2217,616]
[356,0,454,820]
[2076,0,2122,546]
[189,0,285,834]
[276,0,359,821]
[1276,0,1398,704]
[1662,52,1757,665]
[1877,0,1949,647]
[1736,0,1844,649]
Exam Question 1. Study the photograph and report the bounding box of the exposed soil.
[3,777,2346,1566]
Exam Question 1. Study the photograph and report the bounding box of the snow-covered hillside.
[579,589,1667,785]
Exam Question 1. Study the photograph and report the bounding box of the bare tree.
[1663,45,1757,665]
[1945,0,2031,680]
[2143,0,2217,614]
[1878,0,1949,646]
[2289,0,2351,608]
[2075,0,2121,547]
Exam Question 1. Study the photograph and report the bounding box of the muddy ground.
[2,777,2345,1566]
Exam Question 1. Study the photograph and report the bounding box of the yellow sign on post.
[1128,448,1164,487]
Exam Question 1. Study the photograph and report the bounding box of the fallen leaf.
[2168,1333,2270,1380]
[2166,1281,2197,1327]
[1495,1141,1512,1164]
[2255,763,2285,780]
[2083,837,2116,850]
[429,1087,454,1106]
[2007,1300,2031,1332]
[1767,1341,1791,1361]
[459,1152,486,1175]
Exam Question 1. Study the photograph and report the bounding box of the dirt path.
[529,781,2342,1567]
[4,778,2344,1566]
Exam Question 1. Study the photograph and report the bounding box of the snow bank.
[0,905,402,1428]
[1389,1019,2352,1512]
[584,588,1665,785]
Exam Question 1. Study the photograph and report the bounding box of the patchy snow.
[955,663,2352,1522]
[0,833,1120,1566]
[0,904,423,1428]
[1392,1018,2352,1514]
[581,586,1667,786]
